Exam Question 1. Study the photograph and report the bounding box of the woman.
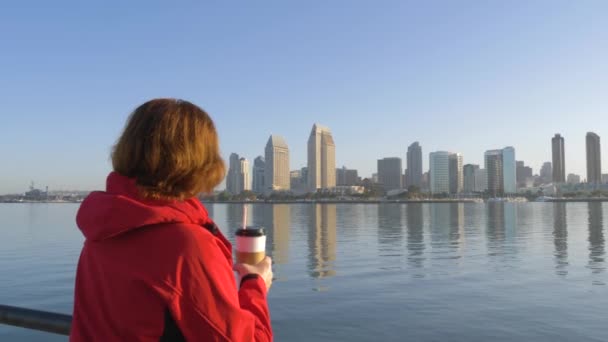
[70,99,273,341]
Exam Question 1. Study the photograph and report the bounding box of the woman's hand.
[234,256,273,290]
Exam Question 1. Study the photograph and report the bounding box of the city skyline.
[2,2,608,193]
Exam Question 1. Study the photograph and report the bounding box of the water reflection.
[552,203,568,276]
[263,205,291,265]
[587,202,605,277]
[307,204,337,279]
[486,203,505,256]
[377,204,404,253]
[406,203,425,272]
[449,204,465,253]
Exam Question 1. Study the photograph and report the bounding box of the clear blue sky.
[1,1,607,194]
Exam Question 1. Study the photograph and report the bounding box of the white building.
[265,135,290,192]
[430,151,463,194]
[307,124,336,192]
[239,158,251,191]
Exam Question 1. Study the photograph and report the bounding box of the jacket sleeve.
[169,233,272,342]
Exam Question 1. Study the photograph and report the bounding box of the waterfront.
[0,202,607,341]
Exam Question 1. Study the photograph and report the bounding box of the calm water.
[1,202,607,341]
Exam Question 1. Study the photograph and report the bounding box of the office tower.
[484,147,517,196]
[516,161,533,187]
[475,168,487,192]
[252,156,265,194]
[567,174,581,184]
[290,170,302,190]
[377,157,403,191]
[226,153,241,194]
[239,158,251,192]
[552,134,565,183]
[463,164,480,193]
[407,142,423,188]
[449,153,464,194]
[430,151,462,194]
[502,147,516,193]
[265,135,290,191]
[307,124,336,191]
[587,132,602,184]
[336,166,359,186]
[540,162,553,184]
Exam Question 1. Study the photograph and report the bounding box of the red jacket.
[70,172,272,341]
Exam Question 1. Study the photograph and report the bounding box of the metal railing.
[0,304,71,336]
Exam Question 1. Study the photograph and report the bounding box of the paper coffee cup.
[235,227,266,265]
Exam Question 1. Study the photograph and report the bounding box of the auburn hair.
[112,98,225,200]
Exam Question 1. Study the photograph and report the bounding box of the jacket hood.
[76,172,212,241]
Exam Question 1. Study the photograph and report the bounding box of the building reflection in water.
[377,204,404,253]
[406,203,425,271]
[262,204,291,265]
[449,203,465,254]
[486,202,505,256]
[307,204,337,279]
[587,202,605,275]
[552,202,568,276]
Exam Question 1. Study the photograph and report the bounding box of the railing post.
[0,304,72,336]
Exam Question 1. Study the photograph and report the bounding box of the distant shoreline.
[3,198,608,204]
[202,198,608,204]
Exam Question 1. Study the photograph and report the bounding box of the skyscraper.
[449,153,464,194]
[552,134,565,183]
[463,164,480,193]
[516,161,533,187]
[407,142,423,188]
[226,153,241,194]
[336,166,359,186]
[484,147,517,196]
[265,135,290,192]
[502,147,516,193]
[239,157,251,192]
[430,151,462,194]
[252,156,265,194]
[307,124,336,192]
[586,132,602,184]
[540,162,553,184]
[475,168,487,192]
[377,157,403,191]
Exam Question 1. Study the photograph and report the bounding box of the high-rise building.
[252,156,265,194]
[377,157,403,191]
[336,166,359,186]
[226,153,241,195]
[516,161,533,188]
[502,147,516,193]
[475,168,487,192]
[307,124,336,191]
[407,142,423,188]
[586,132,602,184]
[567,173,581,184]
[430,151,462,194]
[463,164,480,193]
[484,147,517,196]
[552,134,565,183]
[449,153,464,194]
[290,170,303,190]
[239,158,251,192]
[265,135,290,192]
[540,162,553,184]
